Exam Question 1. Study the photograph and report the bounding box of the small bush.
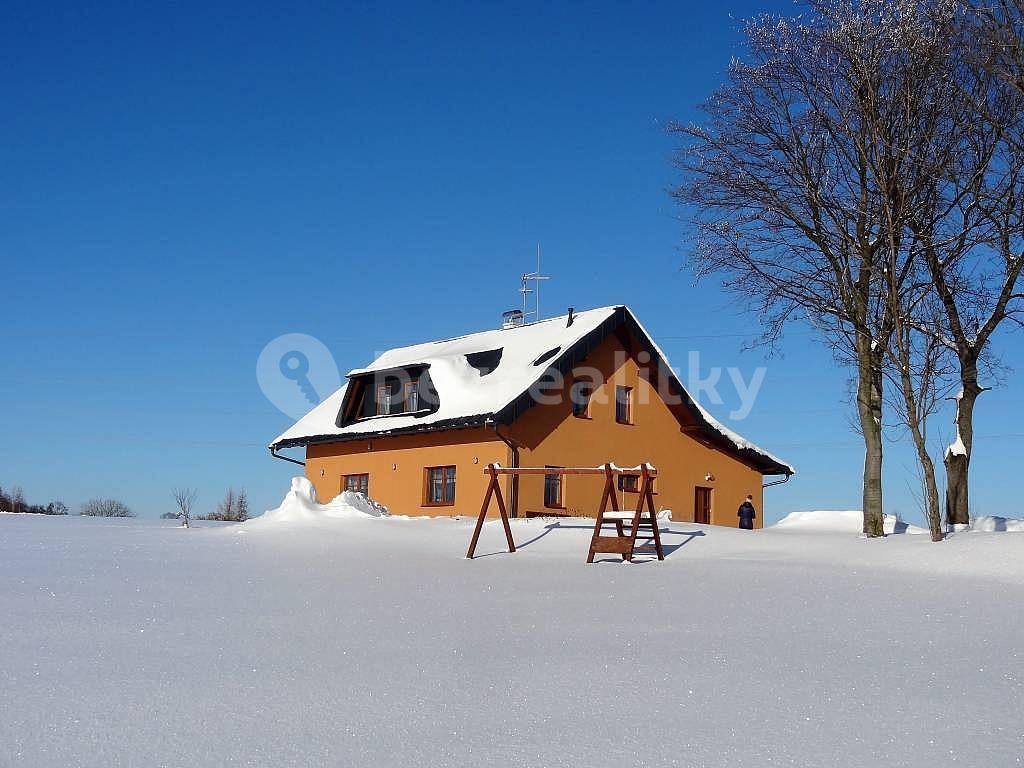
[81,498,135,518]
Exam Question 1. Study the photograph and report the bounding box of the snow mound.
[244,477,389,527]
[773,510,926,535]
[970,516,1024,533]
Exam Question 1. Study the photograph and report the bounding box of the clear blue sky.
[2,0,1022,524]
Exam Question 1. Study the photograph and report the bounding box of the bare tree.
[236,489,249,522]
[172,488,197,528]
[80,498,135,517]
[671,0,960,536]
[215,488,235,521]
[12,486,25,515]
[200,488,250,522]
[898,0,1024,526]
[883,290,958,541]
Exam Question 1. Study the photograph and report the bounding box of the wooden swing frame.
[466,463,665,563]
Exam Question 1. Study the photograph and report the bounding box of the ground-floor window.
[544,466,563,508]
[344,474,369,495]
[425,466,456,505]
[618,474,638,493]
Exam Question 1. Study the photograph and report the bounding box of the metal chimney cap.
[501,309,525,329]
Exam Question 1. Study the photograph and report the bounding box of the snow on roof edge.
[622,307,795,475]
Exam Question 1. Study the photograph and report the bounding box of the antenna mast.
[519,244,551,323]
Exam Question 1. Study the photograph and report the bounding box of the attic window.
[466,348,503,376]
[348,366,438,423]
[532,346,561,367]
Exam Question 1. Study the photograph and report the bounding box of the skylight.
[532,346,561,367]
[465,348,503,376]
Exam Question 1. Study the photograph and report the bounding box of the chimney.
[566,307,575,327]
[502,309,525,329]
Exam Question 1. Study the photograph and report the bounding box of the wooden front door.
[694,487,712,525]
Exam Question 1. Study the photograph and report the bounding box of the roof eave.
[269,414,493,451]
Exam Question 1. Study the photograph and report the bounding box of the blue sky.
[2,0,1022,524]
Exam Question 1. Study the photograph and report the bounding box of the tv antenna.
[519,244,551,323]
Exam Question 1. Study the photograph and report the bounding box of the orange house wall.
[506,334,765,527]
[304,428,510,518]
[304,335,768,527]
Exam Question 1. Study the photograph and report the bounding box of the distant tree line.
[0,485,68,515]
[2,483,249,523]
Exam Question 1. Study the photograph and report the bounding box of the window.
[405,379,419,412]
[365,372,430,418]
[572,383,592,418]
[344,474,369,495]
[376,384,391,416]
[544,466,563,508]
[617,474,638,493]
[425,466,456,505]
[615,386,633,424]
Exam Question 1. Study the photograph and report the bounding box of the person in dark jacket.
[737,495,756,530]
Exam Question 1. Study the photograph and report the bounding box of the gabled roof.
[270,305,794,476]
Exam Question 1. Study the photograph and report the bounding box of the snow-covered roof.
[271,306,618,446]
[270,305,794,475]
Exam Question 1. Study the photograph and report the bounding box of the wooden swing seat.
[466,463,665,563]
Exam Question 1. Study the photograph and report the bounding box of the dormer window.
[342,366,438,425]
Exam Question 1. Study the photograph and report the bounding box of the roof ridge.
[361,304,625,359]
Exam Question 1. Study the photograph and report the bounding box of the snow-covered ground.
[2,502,1022,767]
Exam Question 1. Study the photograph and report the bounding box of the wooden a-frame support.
[466,463,516,559]
[466,463,664,563]
[587,463,664,563]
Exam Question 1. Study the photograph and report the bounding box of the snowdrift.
[774,510,1024,535]
[773,510,926,535]
[244,477,388,528]
[971,516,1024,532]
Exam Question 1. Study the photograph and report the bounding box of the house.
[269,305,793,527]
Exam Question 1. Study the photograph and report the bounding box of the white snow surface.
[945,389,968,458]
[270,305,794,474]
[774,509,927,535]
[946,430,967,458]
[3,508,1023,767]
[242,476,389,527]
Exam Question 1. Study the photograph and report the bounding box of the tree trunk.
[914,437,944,542]
[944,451,969,527]
[857,340,885,537]
[894,341,944,541]
[945,361,981,527]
